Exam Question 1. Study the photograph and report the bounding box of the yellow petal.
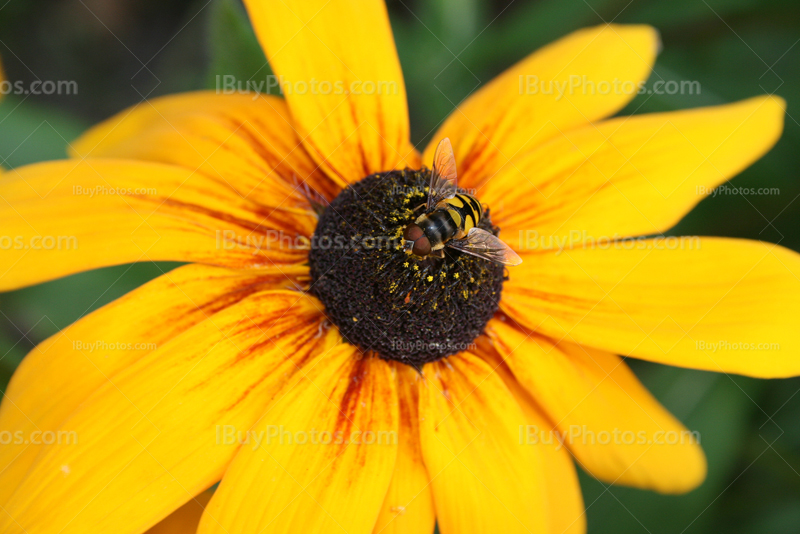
[502,238,800,378]
[374,364,436,534]
[488,321,706,493]
[0,291,337,534]
[527,404,586,534]
[70,91,339,201]
[146,491,213,534]
[0,264,305,504]
[198,353,399,534]
[478,345,586,534]
[419,352,548,534]
[486,96,785,244]
[0,159,313,290]
[424,24,658,188]
[243,0,419,183]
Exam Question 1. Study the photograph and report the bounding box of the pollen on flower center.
[308,169,506,368]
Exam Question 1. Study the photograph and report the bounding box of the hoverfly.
[403,138,522,266]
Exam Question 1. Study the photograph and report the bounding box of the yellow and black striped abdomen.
[415,194,483,249]
[441,194,482,238]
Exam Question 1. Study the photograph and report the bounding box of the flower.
[0,0,797,533]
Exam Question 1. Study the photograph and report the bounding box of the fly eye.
[412,236,431,256]
[403,223,424,242]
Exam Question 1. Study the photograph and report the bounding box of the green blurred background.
[0,0,798,532]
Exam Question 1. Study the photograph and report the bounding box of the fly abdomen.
[442,194,482,237]
[416,210,459,249]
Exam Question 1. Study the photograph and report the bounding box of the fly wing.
[427,137,458,210]
[447,227,522,266]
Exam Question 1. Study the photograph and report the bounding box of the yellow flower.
[0,1,796,534]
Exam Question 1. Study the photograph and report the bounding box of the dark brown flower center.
[308,169,505,368]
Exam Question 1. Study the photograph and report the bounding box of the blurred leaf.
[149,0,212,97]
[0,329,26,393]
[205,0,271,88]
[620,63,728,116]
[619,0,794,28]
[655,25,800,252]
[710,376,800,533]
[410,0,484,51]
[0,96,87,168]
[396,0,622,145]
[393,4,486,146]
